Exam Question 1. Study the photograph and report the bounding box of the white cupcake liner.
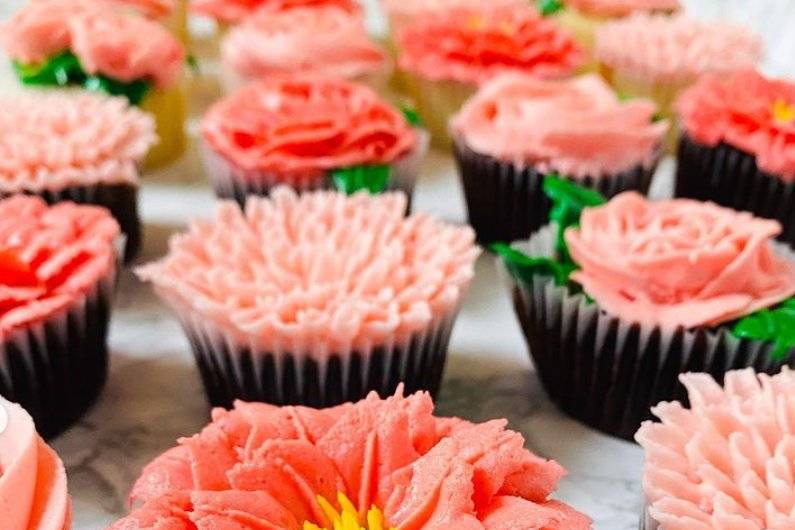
[501,225,795,440]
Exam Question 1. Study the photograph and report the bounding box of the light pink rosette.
[398,5,584,85]
[221,6,386,83]
[566,0,679,17]
[0,92,155,193]
[595,13,762,84]
[678,69,795,182]
[451,73,667,177]
[565,192,795,329]
[0,196,120,340]
[0,397,71,530]
[637,368,795,530]
[191,0,359,25]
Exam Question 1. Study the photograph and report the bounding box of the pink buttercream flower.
[191,0,359,25]
[565,192,795,329]
[678,69,795,182]
[104,0,176,18]
[566,0,679,17]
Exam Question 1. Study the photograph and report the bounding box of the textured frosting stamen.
[305,492,395,530]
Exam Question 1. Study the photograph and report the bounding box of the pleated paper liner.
[0,268,117,439]
[640,507,657,530]
[676,133,795,248]
[169,300,462,409]
[502,225,795,441]
[453,138,659,245]
[201,130,430,212]
[1,184,141,263]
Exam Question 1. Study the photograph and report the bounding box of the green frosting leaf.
[400,105,423,127]
[332,165,391,195]
[84,75,150,105]
[492,242,575,286]
[732,298,795,361]
[543,174,607,262]
[187,54,201,75]
[537,0,564,16]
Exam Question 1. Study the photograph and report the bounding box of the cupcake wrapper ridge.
[640,506,658,530]
[454,139,658,245]
[503,225,795,441]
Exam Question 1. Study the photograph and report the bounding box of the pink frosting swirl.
[110,389,591,529]
[201,77,418,179]
[565,0,679,17]
[678,69,795,182]
[595,13,762,84]
[0,92,155,193]
[637,368,795,530]
[398,5,584,85]
[0,397,71,530]
[222,6,386,83]
[137,188,479,355]
[2,0,184,89]
[451,73,667,177]
[191,0,359,25]
[104,0,176,18]
[565,192,795,329]
[0,196,120,340]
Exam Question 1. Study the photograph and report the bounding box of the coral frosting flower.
[192,0,359,25]
[110,389,591,529]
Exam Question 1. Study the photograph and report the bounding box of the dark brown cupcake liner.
[1,184,141,263]
[676,134,795,247]
[453,138,659,245]
[502,226,795,441]
[173,304,461,409]
[0,269,116,439]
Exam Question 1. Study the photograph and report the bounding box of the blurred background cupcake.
[137,188,479,408]
[0,396,72,529]
[637,369,795,529]
[595,12,763,151]
[2,0,187,170]
[0,92,155,262]
[397,4,584,147]
[200,76,427,205]
[0,196,120,438]
[451,72,666,244]
[676,69,795,247]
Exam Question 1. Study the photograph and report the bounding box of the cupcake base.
[505,226,795,441]
[453,139,658,245]
[0,270,115,439]
[676,134,795,248]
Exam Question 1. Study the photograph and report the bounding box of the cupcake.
[0,91,156,262]
[0,196,120,438]
[595,13,762,150]
[137,188,479,408]
[220,5,389,95]
[451,72,666,244]
[397,5,584,147]
[637,368,795,530]
[110,389,591,529]
[2,0,187,170]
[1,397,72,529]
[200,77,427,206]
[676,69,795,248]
[497,179,795,440]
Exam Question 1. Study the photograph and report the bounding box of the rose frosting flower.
[595,13,762,85]
[192,0,359,25]
[678,70,795,182]
[637,368,795,529]
[0,92,155,193]
[397,6,584,85]
[565,0,679,17]
[0,397,71,530]
[201,77,418,178]
[565,192,795,329]
[222,6,386,82]
[110,389,591,530]
[0,196,120,340]
[452,73,667,177]
[104,0,176,19]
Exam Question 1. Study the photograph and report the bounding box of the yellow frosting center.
[304,493,396,530]
[773,98,795,124]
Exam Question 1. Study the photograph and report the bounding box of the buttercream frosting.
[191,0,359,25]
[637,368,795,530]
[201,77,417,179]
[398,5,584,85]
[137,188,479,356]
[383,0,523,28]
[0,92,155,193]
[222,6,386,83]
[104,0,176,18]
[595,13,762,84]
[565,0,679,17]
[565,192,795,329]
[0,196,120,340]
[0,397,71,530]
[452,73,667,178]
[678,69,795,182]
[111,388,591,529]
